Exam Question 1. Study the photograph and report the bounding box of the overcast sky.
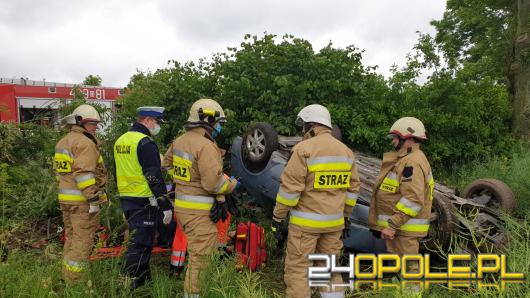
[0,0,446,87]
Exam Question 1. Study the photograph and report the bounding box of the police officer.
[162,98,237,298]
[368,117,434,266]
[272,104,360,298]
[114,106,173,288]
[54,104,108,282]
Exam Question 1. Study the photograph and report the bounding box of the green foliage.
[0,123,62,228]
[83,75,102,86]
[431,0,516,80]
[117,33,515,171]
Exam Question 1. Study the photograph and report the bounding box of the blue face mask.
[212,123,222,138]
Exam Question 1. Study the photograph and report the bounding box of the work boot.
[130,273,151,290]
[128,268,152,290]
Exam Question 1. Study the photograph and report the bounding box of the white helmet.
[295,104,332,129]
[186,98,226,125]
[389,117,427,140]
[62,104,101,125]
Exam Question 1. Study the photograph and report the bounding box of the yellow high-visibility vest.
[114,131,153,197]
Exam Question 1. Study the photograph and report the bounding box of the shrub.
[116,34,515,172]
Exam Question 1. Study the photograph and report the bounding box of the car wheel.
[462,179,515,214]
[420,195,456,252]
[242,122,278,171]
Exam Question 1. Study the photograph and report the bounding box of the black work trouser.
[121,199,157,287]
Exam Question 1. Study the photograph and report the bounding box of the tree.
[511,0,530,138]
[116,34,513,170]
[83,75,102,86]
[431,0,530,139]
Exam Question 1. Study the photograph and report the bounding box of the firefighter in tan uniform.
[53,104,108,282]
[272,104,360,298]
[162,98,237,298]
[368,117,434,263]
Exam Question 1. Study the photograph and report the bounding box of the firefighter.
[54,104,108,282]
[271,104,361,298]
[368,117,434,268]
[114,106,173,289]
[162,98,238,297]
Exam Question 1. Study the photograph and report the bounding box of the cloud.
[0,0,446,86]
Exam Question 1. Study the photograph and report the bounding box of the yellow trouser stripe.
[290,211,344,228]
[377,219,429,232]
[58,194,86,201]
[63,260,84,273]
[291,216,344,228]
[58,189,86,202]
[174,199,213,211]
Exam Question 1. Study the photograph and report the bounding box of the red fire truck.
[0,78,123,124]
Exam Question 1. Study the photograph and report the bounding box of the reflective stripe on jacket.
[54,125,106,204]
[162,127,237,215]
[114,131,154,197]
[368,143,433,237]
[272,126,361,233]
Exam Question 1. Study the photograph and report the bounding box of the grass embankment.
[1,142,529,297]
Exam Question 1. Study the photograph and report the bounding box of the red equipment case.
[234,221,267,271]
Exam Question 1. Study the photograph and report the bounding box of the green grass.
[1,137,529,297]
[446,143,530,217]
[0,244,183,298]
[1,215,528,297]
[0,245,284,297]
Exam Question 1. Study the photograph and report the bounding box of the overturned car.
[230,123,515,254]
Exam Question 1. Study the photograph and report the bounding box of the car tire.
[242,122,278,171]
[462,179,515,214]
[420,195,455,252]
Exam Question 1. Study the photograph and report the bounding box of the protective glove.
[341,217,351,239]
[370,229,382,239]
[162,209,173,225]
[209,201,229,223]
[225,194,239,216]
[271,217,286,245]
[155,194,173,211]
[89,204,100,214]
